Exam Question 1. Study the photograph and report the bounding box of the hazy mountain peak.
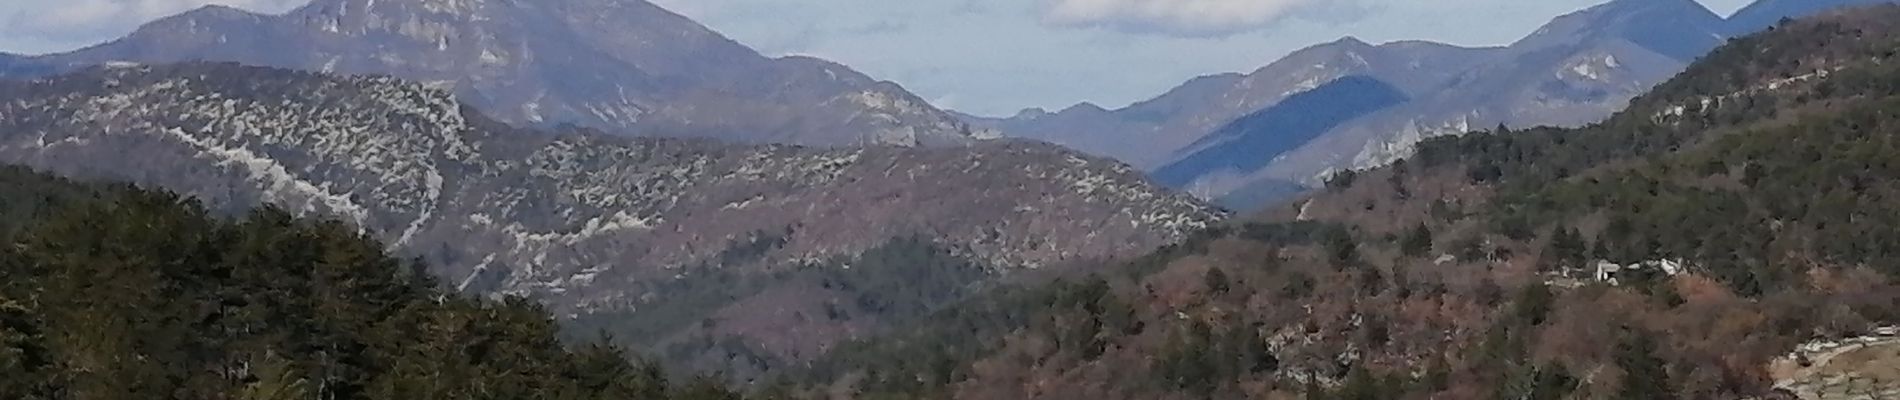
[1598,0,1712,13]
[1250,37,1389,78]
[189,3,266,16]
[11,0,980,148]
[1013,107,1052,119]
[1329,36,1372,48]
[1378,40,1486,51]
[142,3,272,27]
[1526,0,1718,35]
[1514,0,1724,61]
[1060,102,1111,115]
[1294,36,1374,55]
[305,0,497,13]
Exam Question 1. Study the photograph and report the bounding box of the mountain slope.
[1,0,987,147]
[1151,76,1407,195]
[1169,0,1900,204]
[984,0,1723,195]
[1000,0,1882,209]
[1250,0,1727,187]
[795,7,1900,399]
[0,62,1218,376]
[1726,0,1900,34]
[979,38,1501,168]
[1511,0,1729,61]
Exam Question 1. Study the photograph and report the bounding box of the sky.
[0,0,1755,116]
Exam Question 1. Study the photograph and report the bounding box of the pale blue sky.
[0,0,1754,116]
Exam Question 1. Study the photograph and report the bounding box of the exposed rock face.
[1,0,990,147]
[0,63,1219,314]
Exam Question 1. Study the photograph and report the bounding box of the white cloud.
[3,0,306,45]
[1041,0,1356,36]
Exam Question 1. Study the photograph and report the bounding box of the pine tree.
[1327,169,1360,191]
[1204,267,1231,295]
[1615,332,1675,400]
[571,341,670,399]
[1335,365,1386,400]
[1419,356,1449,393]
[675,376,744,400]
[1400,223,1434,258]
[1512,283,1555,327]
[0,298,49,399]
[1324,228,1360,267]
[1546,227,1587,269]
[238,354,313,400]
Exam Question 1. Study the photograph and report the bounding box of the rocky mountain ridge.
[0,0,991,147]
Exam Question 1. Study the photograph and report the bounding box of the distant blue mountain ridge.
[1152,76,1407,188]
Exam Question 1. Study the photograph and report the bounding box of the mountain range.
[0,0,1893,392]
[6,2,1900,399]
[0,62,1217,376]
[974,0,1898,208]
[4,0,1882,212]
[0,0,991,147]
[805,6,1900,398]
[963,37,1498,170]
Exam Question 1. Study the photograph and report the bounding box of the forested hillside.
[790,8,1900,399]
[0,166,752,400]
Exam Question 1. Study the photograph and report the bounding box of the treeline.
[0,167,751,400]
[566,234,994,382]
[794,223,1332,398]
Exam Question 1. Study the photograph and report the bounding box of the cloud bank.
[1041,0,1365,36]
